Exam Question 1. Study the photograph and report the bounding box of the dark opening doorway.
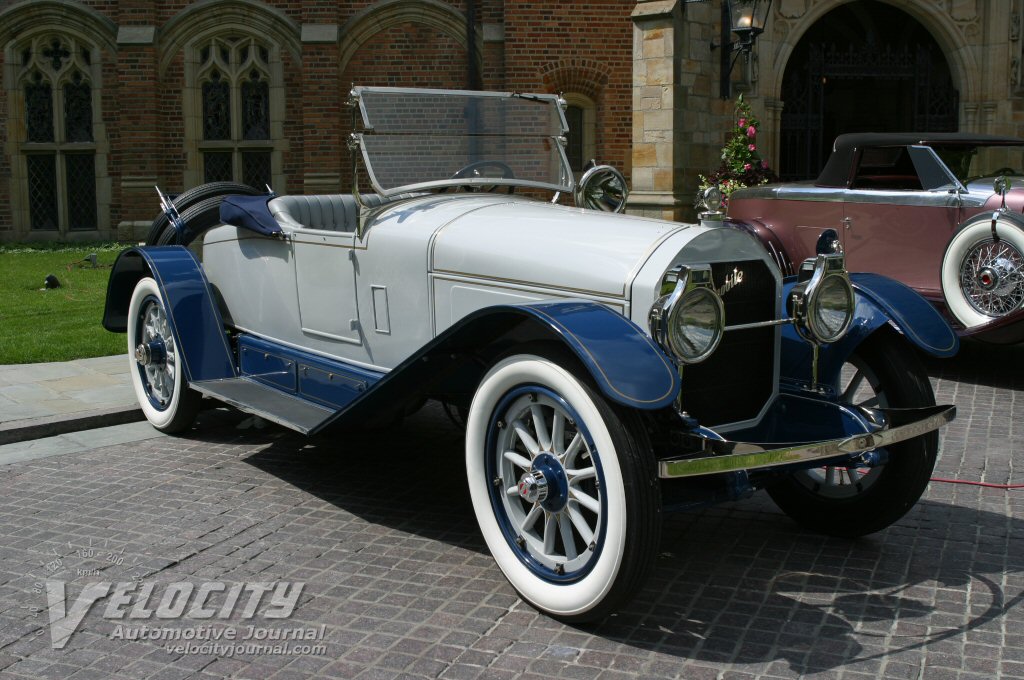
[779,1,959,180]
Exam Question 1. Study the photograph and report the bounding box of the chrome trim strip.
[658,404,955,478]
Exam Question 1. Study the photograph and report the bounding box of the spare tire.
[940,211,1024,329]
[146,181,261,246]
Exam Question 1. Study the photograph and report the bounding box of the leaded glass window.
[242,71,269,140]
[63,72,92,143]
[242,150,271,188]
[65,154,97,229]
[25,73,54,143]
[16,35,100,232]
[27,155,58,230]
[203,71,231,140]
[196,35,275,187]
[203,152,233,183]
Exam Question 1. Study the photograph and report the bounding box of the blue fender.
[521,301,680,408]
[780,272,958,392]
[102,247,235,383]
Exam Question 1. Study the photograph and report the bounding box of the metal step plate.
[191,377,334,435]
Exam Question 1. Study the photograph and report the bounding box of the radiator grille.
[677,259,777,426]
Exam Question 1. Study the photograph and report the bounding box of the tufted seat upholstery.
[268,193,407,232]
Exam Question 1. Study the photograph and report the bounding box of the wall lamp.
[689,0,773,99]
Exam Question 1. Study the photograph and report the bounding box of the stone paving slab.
[0,342,1017,679]
[0,355,135,426]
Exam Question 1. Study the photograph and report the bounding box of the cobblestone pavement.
[0,341,1020,680]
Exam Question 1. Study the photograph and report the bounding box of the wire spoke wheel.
[942,213,1024,328]
[958,238,1024,317]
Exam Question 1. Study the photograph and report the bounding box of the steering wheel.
[443,160,516,194]
[993,167,1018,176]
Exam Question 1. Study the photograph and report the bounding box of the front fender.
[102,246,235,383]
[781,272,958,391]
[314,301,680,433]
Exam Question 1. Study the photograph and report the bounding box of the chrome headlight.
[649,265,725,364]
[790,254,855,344]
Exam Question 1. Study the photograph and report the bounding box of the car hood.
[429,198,687,298]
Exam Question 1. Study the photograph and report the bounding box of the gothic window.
[17,36,98,231]
[197,37,273,188]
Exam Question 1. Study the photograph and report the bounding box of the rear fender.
[780,272,958,392]
[102,246,235,382]
[314,301,680,432]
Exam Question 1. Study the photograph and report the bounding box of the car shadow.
[922,337,1024,390]
[235,400,1022,676]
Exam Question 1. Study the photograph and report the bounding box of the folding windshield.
[350,87,574,196]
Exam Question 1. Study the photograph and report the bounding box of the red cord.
[929,477,1024,489]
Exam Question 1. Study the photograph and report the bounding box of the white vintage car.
[104,87,958,622]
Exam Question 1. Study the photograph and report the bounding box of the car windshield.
[351,87,574,196]
[931,144,1024,184]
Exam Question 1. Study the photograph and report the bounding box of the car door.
[841,145,962,299]
[292,229,363,348]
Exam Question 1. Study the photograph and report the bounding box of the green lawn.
[0,243,129,364]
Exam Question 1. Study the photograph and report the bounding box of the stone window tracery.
[16,34,98,231]
[196,36,273,188]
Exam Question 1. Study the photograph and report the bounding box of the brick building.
[0,0,635,241]
[1,0,1022,239]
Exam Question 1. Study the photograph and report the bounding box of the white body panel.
[202,193,761,373]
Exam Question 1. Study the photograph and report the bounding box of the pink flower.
[743,163,752,171]
[738,118,747,128]
[748,144,756,152]
[761,160,769,169]
[747,125,757,138]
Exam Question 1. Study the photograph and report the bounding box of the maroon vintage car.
[727,133,1024,343]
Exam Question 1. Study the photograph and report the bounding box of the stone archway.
[776,1,958,180]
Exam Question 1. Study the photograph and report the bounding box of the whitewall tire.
[941,214,1024,329]
[465,353,659,622]
[127,277,201,433]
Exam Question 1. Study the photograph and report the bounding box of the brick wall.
[503,0,634,180]
[0,0,643,239]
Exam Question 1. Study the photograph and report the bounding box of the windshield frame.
[350,86,575,198]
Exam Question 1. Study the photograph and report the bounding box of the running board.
[191,377,334,435]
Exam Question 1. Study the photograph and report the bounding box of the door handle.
[841,217,852,230]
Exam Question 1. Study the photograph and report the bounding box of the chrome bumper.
[658,404,955,479]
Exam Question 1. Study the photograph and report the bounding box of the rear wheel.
[766,334,938,537]
[127,277,201,433]
[466,353,660,622]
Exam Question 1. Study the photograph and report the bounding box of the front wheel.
[766,334,938,537]
[127,277,201,433]
[941,213,1024,329]
[466,354,660,622]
